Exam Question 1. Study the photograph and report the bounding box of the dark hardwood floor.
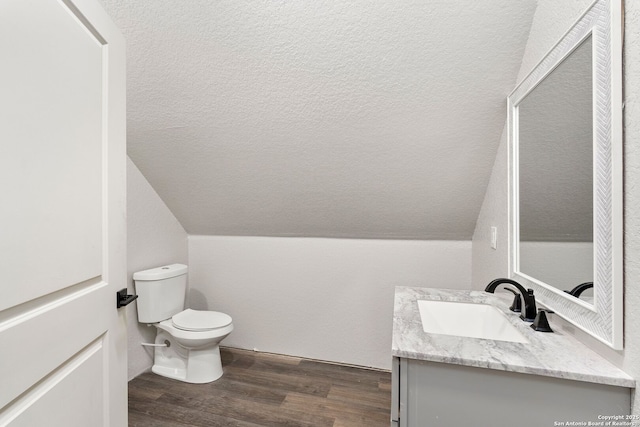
[128,347,392,427]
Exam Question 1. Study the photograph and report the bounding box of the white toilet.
[134,263,233,383]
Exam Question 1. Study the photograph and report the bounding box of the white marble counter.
[392,286,635,388]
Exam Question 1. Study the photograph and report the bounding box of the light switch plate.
[491,226,497,250]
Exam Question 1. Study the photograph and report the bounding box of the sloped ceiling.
[101,0,537,239]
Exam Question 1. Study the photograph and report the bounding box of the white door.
[0,0,127,425]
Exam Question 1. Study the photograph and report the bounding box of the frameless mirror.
[508,0,623,349]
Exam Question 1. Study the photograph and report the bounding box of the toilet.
[134,263,233,383]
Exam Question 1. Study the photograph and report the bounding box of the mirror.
[508,0,623,349]
[518,36,594,302]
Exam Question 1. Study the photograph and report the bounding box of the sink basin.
[417,300,529,343]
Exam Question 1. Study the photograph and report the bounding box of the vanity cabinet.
[391,357,630,427]
[391,287,634,427]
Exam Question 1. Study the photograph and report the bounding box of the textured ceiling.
[101,0,537,239]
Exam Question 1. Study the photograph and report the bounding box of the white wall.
[472,125,511,289]
[126,157,188,380]
[472,0,640,413]
[188,236,471,370]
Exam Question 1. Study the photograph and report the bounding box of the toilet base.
[151,364,188,382]
[152,331,224,383]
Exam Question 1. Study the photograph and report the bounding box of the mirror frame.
[508,0,623,349]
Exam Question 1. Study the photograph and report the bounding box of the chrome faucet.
[485,278,537,322]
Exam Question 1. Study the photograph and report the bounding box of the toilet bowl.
[134,264,234,383]
[151,309,233,383]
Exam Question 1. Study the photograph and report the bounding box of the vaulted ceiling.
[101,0,537,239]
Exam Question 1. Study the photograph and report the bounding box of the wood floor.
[128,347,392,427]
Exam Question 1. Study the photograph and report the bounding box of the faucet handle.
[519,288,537,322]
[502,287,522,313]
[531,309,554,333]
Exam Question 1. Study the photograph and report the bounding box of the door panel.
[0,280,109,409]
[0,0,103,312]
[0,0,127,425]
[0,339,105,427]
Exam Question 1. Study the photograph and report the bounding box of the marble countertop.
[392,286,635,388]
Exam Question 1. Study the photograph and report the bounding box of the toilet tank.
[133,264,188,323]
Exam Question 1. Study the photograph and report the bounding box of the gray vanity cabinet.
[391,356,630,427]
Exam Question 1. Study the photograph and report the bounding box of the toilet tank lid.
[133,264,188,281]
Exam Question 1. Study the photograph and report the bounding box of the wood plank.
[280,392,389,426]
[128,410,195,427]
[157,391,334,427]
[296,359,387,387]
[223,364,333,397]
[129,395,262,427]
[136,371,287,406]
[378,378,392,392]
[128,376,166,401]
[327,384,391,412]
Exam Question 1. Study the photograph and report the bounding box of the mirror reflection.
[517,36,593,302]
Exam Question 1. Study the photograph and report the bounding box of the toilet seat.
[172,308,232,332]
